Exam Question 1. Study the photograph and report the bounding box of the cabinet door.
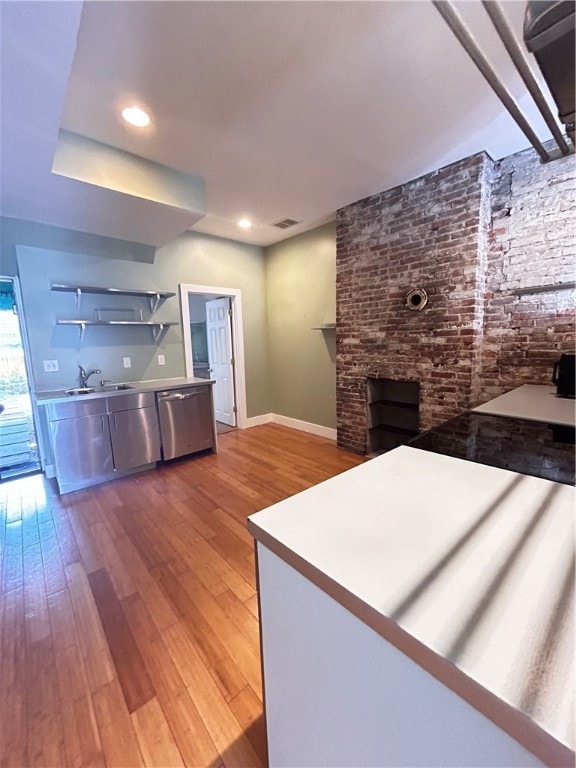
[109,406,161,471]
[51,415,113,492]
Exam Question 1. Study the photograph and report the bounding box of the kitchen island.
[471,384,575,426]
[248,388,575,767]
[408,383,575,486]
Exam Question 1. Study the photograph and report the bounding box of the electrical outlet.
[43,360,59,372]
[123,357,131,368]
[157,354,165,366]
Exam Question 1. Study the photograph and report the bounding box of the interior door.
[206,297,235,426]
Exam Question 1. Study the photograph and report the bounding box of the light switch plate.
[43,360,59,372]
[157,354,165,366]
[123,357,131,368]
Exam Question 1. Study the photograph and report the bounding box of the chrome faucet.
[78,365,101,388]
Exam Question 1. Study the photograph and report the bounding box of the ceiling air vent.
[271,218,300,229]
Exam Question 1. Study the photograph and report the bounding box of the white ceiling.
[0,1,563,248]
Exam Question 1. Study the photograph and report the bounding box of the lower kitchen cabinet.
[107,395,161,471]
[50,411,114,491]
[48,392,161,493]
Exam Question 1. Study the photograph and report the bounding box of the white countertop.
[473,385,575,426]
[248,446,575,764]
[35,376,213,405]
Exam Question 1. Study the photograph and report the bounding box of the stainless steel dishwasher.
[156,385,215,460]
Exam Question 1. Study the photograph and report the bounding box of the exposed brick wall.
[336,146,575,455]
[336,153,494,453]
[478,146,576,403]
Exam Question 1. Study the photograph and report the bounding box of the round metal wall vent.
[405,288,428,311]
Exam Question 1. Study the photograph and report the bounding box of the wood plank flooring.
[0,405,40,480]
[0,423,364,767]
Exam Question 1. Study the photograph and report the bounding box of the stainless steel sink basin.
[64,384,134,396]
[99,384,134,392]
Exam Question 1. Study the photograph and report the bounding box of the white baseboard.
[245,413,274,428]
[243,413,336,441]
[273,414,337,441]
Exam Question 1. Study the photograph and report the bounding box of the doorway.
[0,277,41,480]
[180,284,247,430]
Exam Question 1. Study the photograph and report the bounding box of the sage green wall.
[189,294,208,323]
[8,215,337,427]
[265,222,336,429]
[16,244,186,391]
[15,229,271,417]
[156,232,271,417]
[1,215,154,277]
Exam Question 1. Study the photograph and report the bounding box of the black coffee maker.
[552,353,575,398]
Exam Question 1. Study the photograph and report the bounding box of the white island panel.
[248,446,575,766]
[258,544,545,768]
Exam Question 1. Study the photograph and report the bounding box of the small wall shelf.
[51,283,176,313]
[514,282,576,296]
[56,319,179,341]
[311,323,336,330]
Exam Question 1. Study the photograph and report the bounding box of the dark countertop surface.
[408,411,575,485]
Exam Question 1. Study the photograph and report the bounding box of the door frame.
[179,283,248,429]
[0,274,44,471]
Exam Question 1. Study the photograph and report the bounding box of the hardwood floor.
[0,423,364,767]
[0,403,40,481]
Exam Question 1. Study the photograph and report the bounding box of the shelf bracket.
[152,323,165,342]
[149,293,161,314]
[77,322,86,341]
[75,287,82,310]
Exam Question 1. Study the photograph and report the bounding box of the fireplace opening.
[367,378,420,455]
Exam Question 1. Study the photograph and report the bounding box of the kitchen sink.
[64,384,134,396]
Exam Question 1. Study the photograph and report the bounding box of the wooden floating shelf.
[311,323,336,330]
[370,398,418,410]
[368,424,418,435]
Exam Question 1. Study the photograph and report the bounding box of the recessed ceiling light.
[121,105,151,128]
[237,218,253,229]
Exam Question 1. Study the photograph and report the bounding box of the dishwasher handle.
[158,391,200,402]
